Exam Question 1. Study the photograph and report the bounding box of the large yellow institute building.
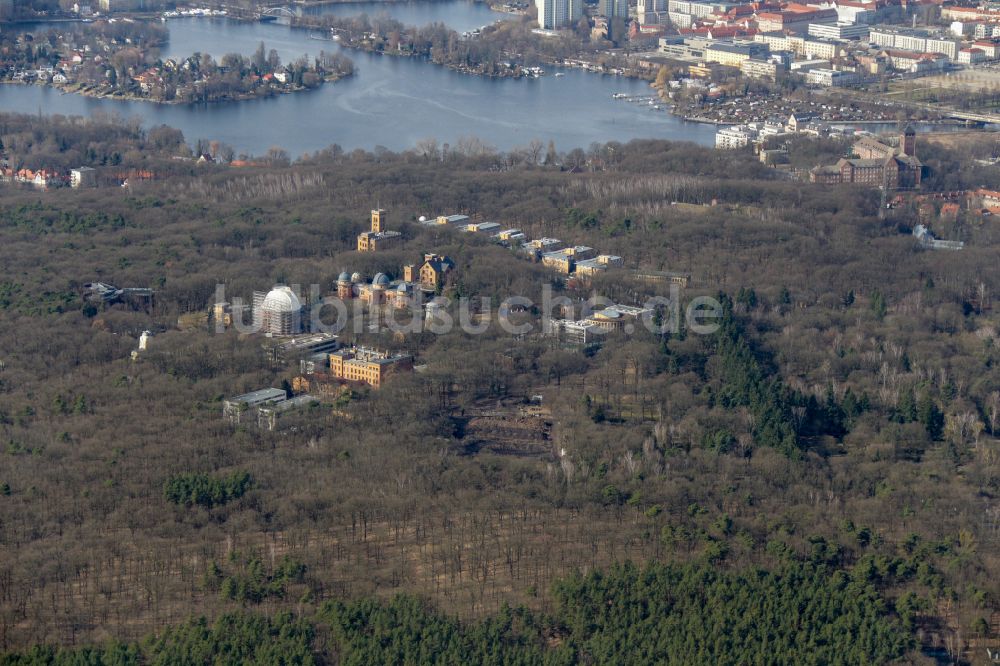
[329,346,412,388]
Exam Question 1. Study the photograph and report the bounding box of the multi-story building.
[753,33,843,59]
[222,388,317,430]
[716,124,760,149]
[926,36,959,60]
[539,245,594,273]
[870,28,959,60]
[329,347,412,388]
[403,253,455,290]
[690,61,726,78]
[668,10,694,26]
[545,304,654,344]
[600,0,628,19]
[223,388,288,424]
[70,166,96,188]
[975,23,1000,39]
[880,49,949,72]
[958,47,987,64]
[463,221,502,234]
[705,41,769,67]
[740,58,781,79]
[545,318,601,345]
[432,213,471,226]
[756,6,838,34]
[638,0,666,16]
[536,0,583,28]
[895,31,928,52]
[834,0,876,24]
[659,36,706,59]
[575,254,625,275]
[806,68,858,86]
[522,237,565,259]
[942,5,1000,22]
[807,21,869,40]
[972,39,1000,59]
[812,158,898,186]
[754,31,792,51]
[266,332,340,366]
[357,208,403,252]
[494,228,526,245]
[809,128,922,188]
[800,37,847,59]
[257,395,319,431]
[687,0,741,18]
[357,230,402,251]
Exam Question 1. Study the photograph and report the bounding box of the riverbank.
[290,16,541,78]
[293,0,468,5]
[1,72,353,106]
[287,12,653,82]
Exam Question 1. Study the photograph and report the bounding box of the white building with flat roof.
[716,124,759,149]
[806,68,858,86]
[70,166,97,188]
[536,0,582,28]
[808,22,869,40]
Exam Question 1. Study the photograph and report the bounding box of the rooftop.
[262,394,318,413]
[228,387,287,404]
[706,42,760,55]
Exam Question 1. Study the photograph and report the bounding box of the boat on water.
[554,72,565,77]
[611,93,627,99]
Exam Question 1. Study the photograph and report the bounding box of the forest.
[0,112,999,663]
[1,559,914,665]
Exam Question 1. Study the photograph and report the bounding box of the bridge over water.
[257,6,298,24]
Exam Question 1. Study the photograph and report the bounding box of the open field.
[886,69,1000,112]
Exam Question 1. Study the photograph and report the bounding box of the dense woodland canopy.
[0,112,999,663]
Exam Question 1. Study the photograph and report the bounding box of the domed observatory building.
[252,286,303,336]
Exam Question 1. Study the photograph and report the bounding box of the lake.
[0,4,718,156]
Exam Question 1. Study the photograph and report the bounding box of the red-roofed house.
[973,39,1000,59]
[958,47,986,64]
[756,4,837,32]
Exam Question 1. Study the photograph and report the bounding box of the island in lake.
[1,20,354,104]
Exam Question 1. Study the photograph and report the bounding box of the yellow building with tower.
[357,208,402,252]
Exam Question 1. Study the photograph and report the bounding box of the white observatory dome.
[261,286,302,313]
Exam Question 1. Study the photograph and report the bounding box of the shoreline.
[288,20,536,79]
[290,0,472,5]
[0,73,352,106]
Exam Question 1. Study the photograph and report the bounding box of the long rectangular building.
[808,22,869,40]
[869,27,960,60]
[330,346,412,388]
